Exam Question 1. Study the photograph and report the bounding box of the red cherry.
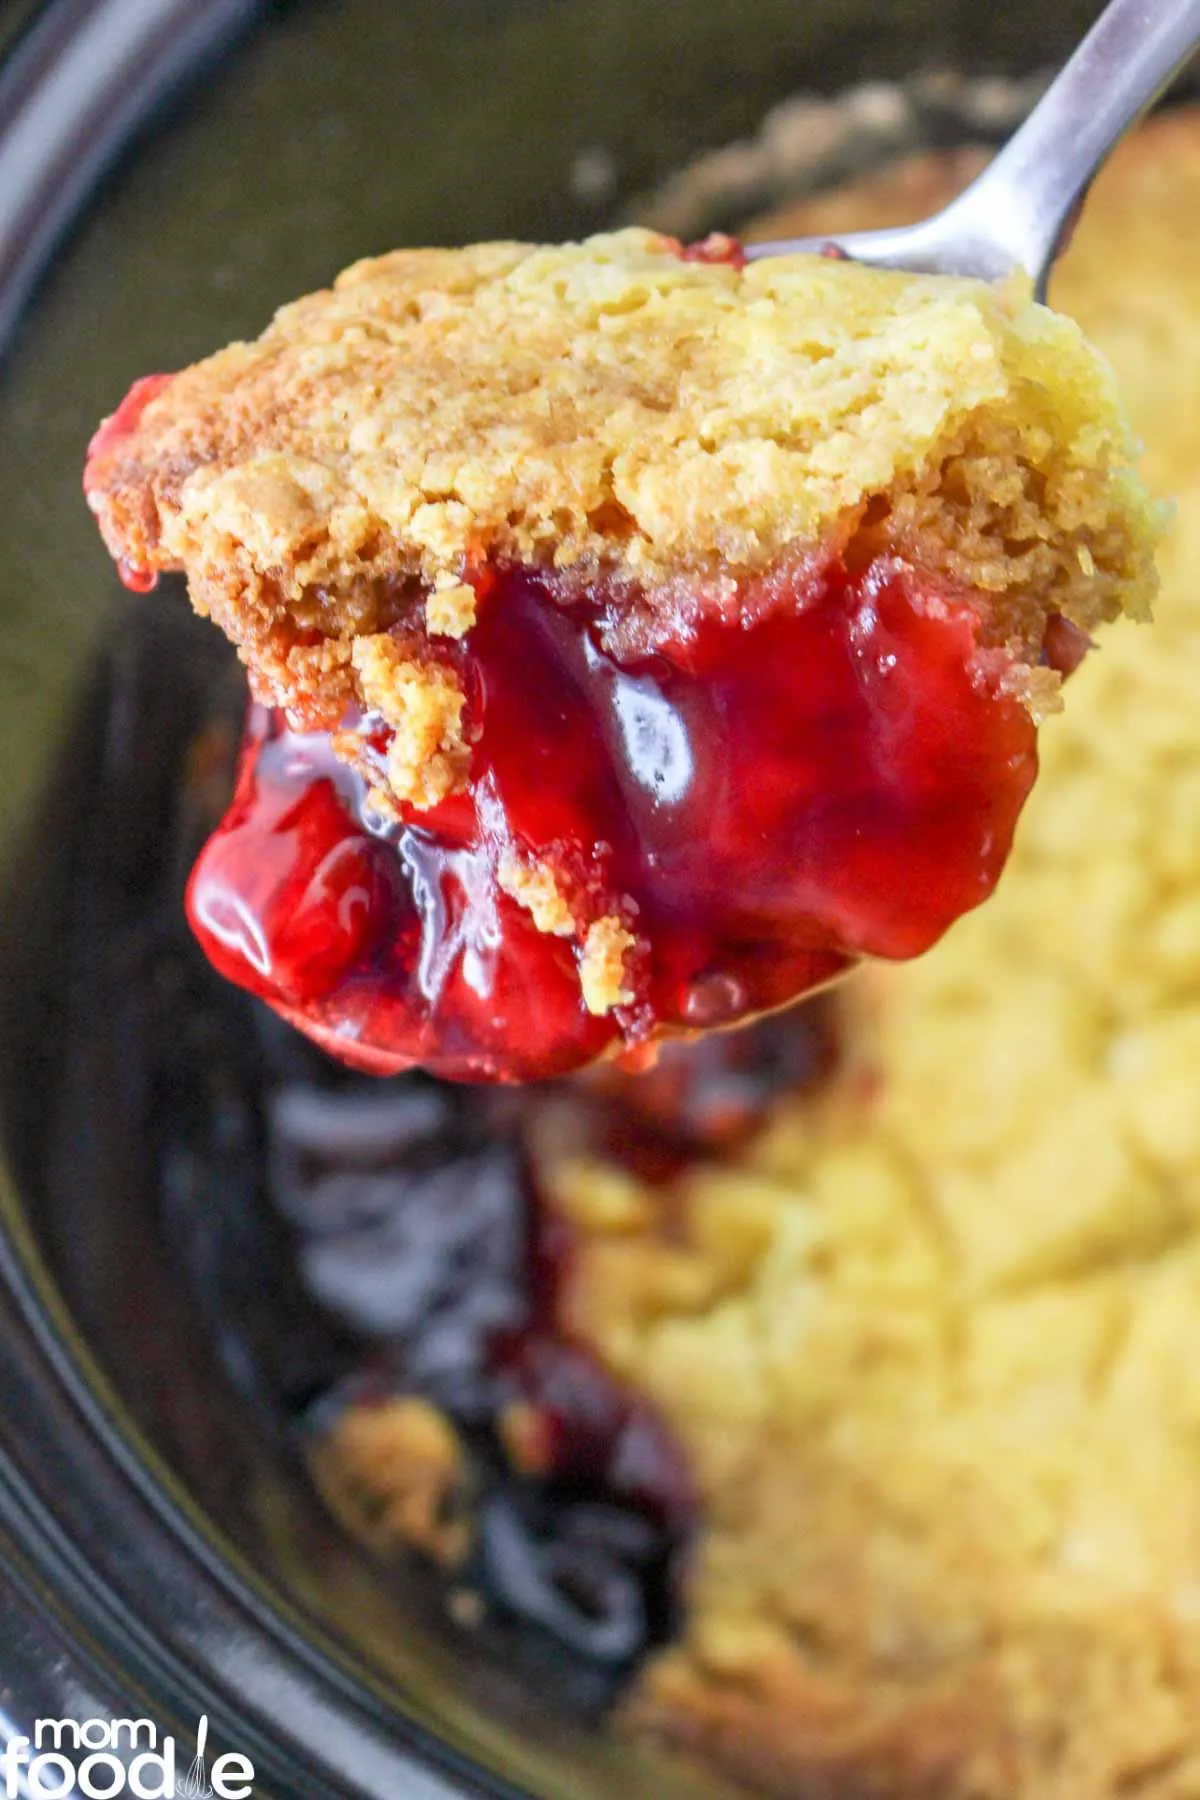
[188,770,398,1006]
[677,232,747,269]
[1042,611,1094,677]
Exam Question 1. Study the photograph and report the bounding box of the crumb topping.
[579,916,638,1016]
[350,635,470,808]
[308,1395,473,1568]
[497,852,577,936]
[426,577,478,639]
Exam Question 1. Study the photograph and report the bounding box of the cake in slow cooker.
[83,234,1158,1081]
[303,112,1200,1799]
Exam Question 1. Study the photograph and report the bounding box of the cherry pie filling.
[85,345,1076,1085]
[177,555,1045,1082]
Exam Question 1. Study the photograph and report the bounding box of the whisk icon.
[177,1716,215,1800]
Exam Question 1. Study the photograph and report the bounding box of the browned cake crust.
[85,229,1157,814]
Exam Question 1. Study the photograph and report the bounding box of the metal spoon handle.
[954,0,1200,288]
[746,0,1200,294]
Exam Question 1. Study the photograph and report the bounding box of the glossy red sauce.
[185,555,1040,1082]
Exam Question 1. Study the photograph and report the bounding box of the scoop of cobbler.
[84,229,1159,1079]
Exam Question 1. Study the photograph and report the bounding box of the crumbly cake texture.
[346,634,469,809]
[85,227,1158,785]
[560,114,1200,1799]
[309,1396,474,1571]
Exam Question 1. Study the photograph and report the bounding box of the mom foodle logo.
[3,1715,254,1799]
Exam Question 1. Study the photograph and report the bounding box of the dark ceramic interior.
[0,2,1114,1795]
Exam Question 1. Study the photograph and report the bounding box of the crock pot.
[0,2,1116,1795]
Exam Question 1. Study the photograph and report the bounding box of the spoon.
[744,0,1200,296]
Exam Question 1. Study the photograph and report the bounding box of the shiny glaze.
[187,557,1039,1081]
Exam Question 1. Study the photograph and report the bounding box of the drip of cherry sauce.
[183,556,1040,1082]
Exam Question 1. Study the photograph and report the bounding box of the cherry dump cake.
[84,231,1159,1080]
